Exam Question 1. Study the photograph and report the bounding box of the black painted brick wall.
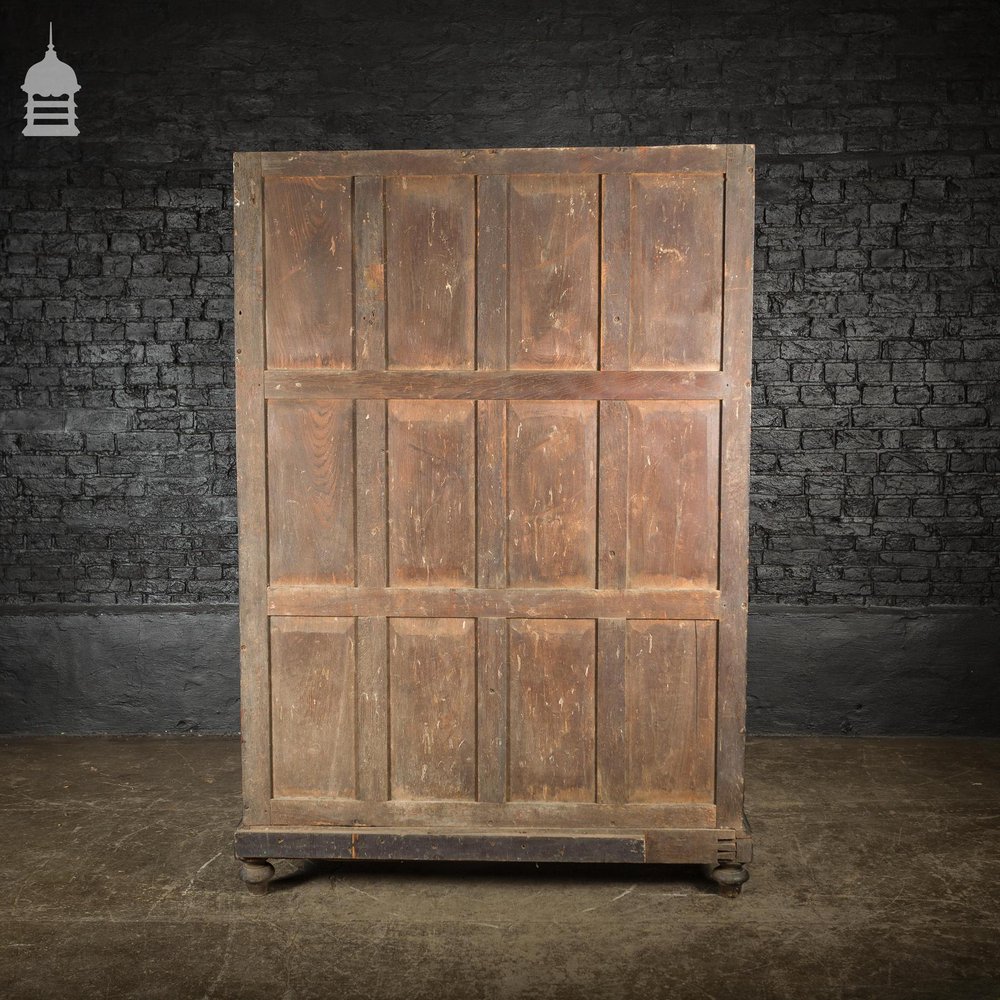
[1,0,998,607]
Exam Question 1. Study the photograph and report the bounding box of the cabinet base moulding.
[234,823,752,896]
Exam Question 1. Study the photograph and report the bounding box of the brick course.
[1,0,997,606]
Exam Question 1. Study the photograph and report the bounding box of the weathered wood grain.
[267,400,355,585]
[353,175,386,371]
[716,144,755,830]
[596,618,627,803]
[267,798,716,829]
[507,400,597,587]
[600,172,631,371]
[233,151,270,824]
[630,173,725,371]
[264,369,731,400]
[260,146,729,176]
[476,618,508,802]
[508,619,596,802]
[387,400,476,586]
[237,144,754,874]
[386,175,475,369]
[389,618,477,801]
[356,615,388,801]
[509,174,599,369]
[264,175,354,369]
[267,585,722,619]
[270,617,356,799]
[626,400,721,589]
[625,620,716,803]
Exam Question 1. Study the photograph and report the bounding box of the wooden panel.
[387,400,475,586]
[267,400,355,585]
[509,175,599,369]
[627,400,720,589]
[270,618,356,799]
[389,618,476,801]
[508,619,596,802]
[625,620,716,803]
[238,145,754,864]
[385,175,475,370]
[264,176,353,369]
[265,369,731,400]
[268,585,722,620]
[630,173,724,371]
[507,400,597,588]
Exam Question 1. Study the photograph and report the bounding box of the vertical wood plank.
[716,145,755,829]
[476,174,508,371]
[600,173,630,371]
[354,175,386,372]
[356,615,388,801]
[476,175,509,805]
[476,618,508,802]
[353,175,389,802]
[596,618,626,804]
[234,151,270,823]
[597,400,628,589]
[355,401,387,587]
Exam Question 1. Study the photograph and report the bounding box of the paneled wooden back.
[234,146,754,833]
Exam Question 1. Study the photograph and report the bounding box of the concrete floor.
[1,737,998,1000]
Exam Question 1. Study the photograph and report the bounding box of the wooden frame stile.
[233,152,276,893]
[233,145,755,897]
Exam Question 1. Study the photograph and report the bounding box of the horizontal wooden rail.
[267,585,722,619]
[259,144,733,177]
[264,369,732,400]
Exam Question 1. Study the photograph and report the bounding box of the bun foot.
[239,859,275,895]
[707,861,749,898]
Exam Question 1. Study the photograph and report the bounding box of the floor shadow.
[267,858,716,894]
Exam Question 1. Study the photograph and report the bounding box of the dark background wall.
[1,0,998,733]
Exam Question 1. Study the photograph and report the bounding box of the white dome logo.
[22,23,80,137]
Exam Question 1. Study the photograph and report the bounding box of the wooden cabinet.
[233,146,754,896]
